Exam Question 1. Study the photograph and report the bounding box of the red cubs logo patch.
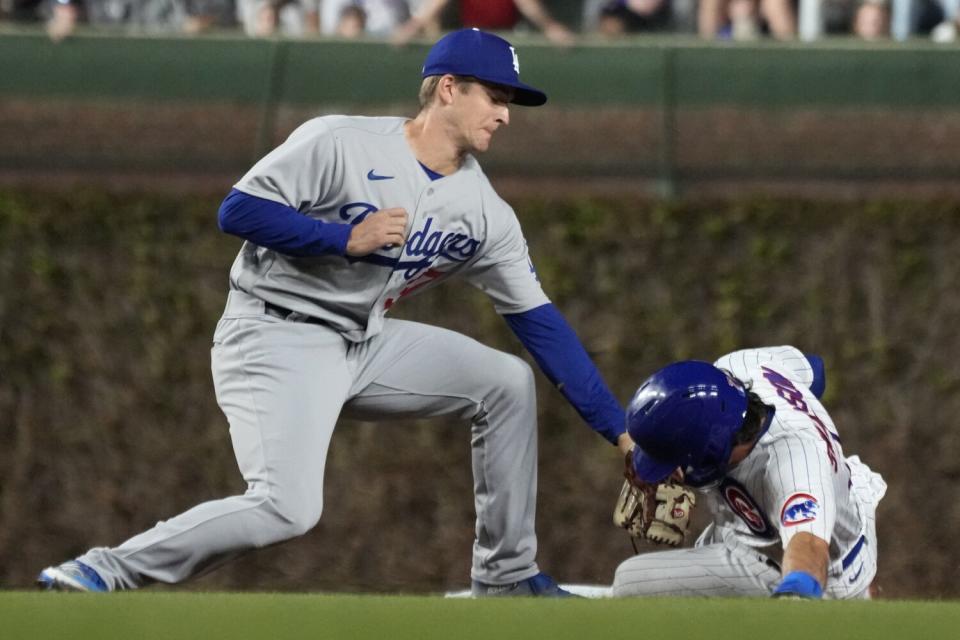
[719,478,777,539]
[780,493,820,526]
[724,485,764,532]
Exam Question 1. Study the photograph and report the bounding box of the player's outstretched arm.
[773,531,829,598]
[503,303,626,447]
[345,208,409,256]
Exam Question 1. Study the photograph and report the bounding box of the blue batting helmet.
[627,360,749,488]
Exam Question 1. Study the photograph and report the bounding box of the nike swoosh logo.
[848,564,864,583]
[367,170,394,181]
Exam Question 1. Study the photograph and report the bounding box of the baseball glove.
[613,478,697,547]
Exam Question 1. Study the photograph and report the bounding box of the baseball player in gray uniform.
[38,28,631,596]
[613,346,886,599]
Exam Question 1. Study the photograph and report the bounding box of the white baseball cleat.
[37,561,109,592]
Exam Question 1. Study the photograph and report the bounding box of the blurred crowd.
[1,0,958,43]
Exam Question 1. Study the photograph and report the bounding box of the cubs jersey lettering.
[233,116,549,342]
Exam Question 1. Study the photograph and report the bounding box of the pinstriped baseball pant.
[79,291,540,589]
[612,532,875,599]
[612,542,783,598]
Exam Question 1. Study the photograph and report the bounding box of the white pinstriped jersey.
[702,346,886,598]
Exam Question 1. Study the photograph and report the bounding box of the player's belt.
[264,302,328,327]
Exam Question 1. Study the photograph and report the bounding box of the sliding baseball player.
[612,346,885,599]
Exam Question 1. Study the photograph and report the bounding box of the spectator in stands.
[237,0,319,37]
[333,2,365,34]
[930,0,959,40]
[591,0,673,35]
[3,0,45,22]
[812,0,890,39]
[698,0,795,39]
[853,0,889,38]
[319,0,411,38]
[887,0,957,40]
[45,0,231,41]
[46,0,79,41]
[393,0,575,45]
[182,0,234,32]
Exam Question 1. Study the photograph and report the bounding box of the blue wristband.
[773,571,823,599]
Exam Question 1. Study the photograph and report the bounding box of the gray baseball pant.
[80,290,539,589]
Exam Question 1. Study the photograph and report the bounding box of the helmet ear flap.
[685,392,772,487]
[683,424,736,488]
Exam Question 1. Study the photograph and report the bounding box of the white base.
[444,584,613,598]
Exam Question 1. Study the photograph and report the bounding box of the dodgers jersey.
[232,116,549,342]
[703,346,886,597]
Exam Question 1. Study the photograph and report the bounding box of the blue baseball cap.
[422,28,547,107]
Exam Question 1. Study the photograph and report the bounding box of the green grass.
[2,593,960,640]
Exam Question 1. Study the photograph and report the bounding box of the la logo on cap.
[421,28,547,107]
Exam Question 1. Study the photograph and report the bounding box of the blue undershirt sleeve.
[217,188,352,257]
[804,353,826,399]
[504,303,626,445]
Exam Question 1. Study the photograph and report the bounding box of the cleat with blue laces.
[37,561,109,592]
[471,572,578,597]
